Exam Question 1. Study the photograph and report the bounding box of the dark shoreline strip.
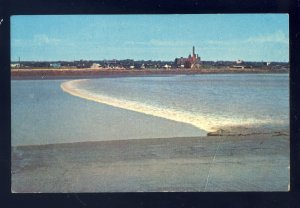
[12,136,208,148]
[11,68,289,80]
[12,131,288,149]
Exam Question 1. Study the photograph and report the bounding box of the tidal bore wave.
[61,79,275,132]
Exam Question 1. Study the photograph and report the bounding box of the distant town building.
[50,63,61,68]
[236,59,243,64]
[175,46,201,68]
[11,63,20,68]
[231,65,245,69]
[76,60,92,68]
[230,59,253,69]
[140,64,145,69]
[163,64,171,69]
[90,63,101,69]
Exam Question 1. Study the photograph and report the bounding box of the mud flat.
[12,133,289,192]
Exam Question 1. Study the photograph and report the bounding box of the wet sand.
[12,133,289,192]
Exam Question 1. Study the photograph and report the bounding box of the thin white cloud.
[12,39,24,46]
[34,34,61,45]
[149,39,191,46]
[202,31,288,47]
[124,39,191,47]
[124,41,148,45]
[204,40,236,46]
[246,31,288,44]
[12,34,61,47]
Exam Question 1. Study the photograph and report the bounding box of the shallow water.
[12,74,289,146]
[66,73,289,131]
[11,79,204,146]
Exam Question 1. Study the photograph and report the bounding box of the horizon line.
[10,59,290,63]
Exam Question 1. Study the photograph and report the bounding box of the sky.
[11,14,289,62]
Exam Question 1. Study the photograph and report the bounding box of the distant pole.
[18,57,20,68]
[193,46,195,56]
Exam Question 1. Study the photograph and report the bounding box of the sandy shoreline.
[11,68,289,80]
[12,133,289,192]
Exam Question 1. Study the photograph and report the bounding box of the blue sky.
[11,14,289,62]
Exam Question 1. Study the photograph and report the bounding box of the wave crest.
[61,79,276,132]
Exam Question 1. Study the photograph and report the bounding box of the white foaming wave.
[61,79,279,132]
